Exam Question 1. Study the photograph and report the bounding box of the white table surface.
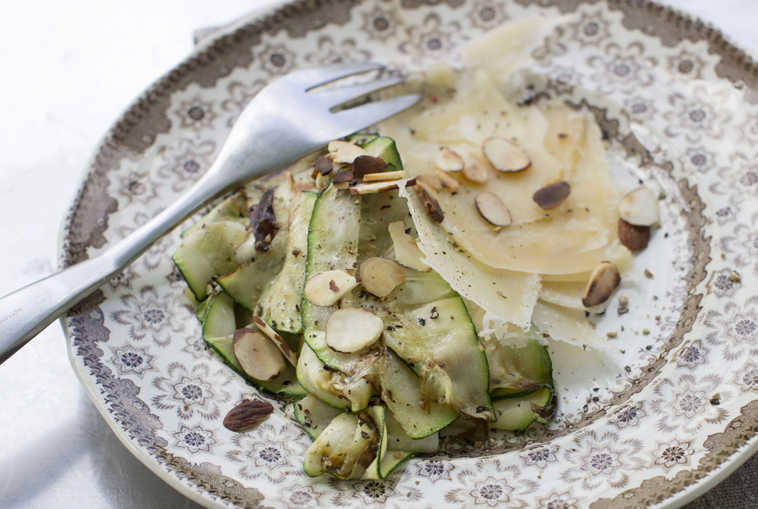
[1,1,756,508]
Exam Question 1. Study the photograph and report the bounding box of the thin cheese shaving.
[531,301,602,349]
[398,183,539,330]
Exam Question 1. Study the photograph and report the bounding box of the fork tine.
[331,94,421,134]
[313,76,405,108]
[293,62,386,90]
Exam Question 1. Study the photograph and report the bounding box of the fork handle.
[0,167,229,365]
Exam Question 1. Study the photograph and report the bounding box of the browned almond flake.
[482,137,531,173]
[475,191,512,227]
[417,184,444,222]
[416,173,442,191]
[232,328,286,381]
[533,181,570,210]
[435,170,460,191]
[359,257,405,298]
[462,160,489,184]
[305,270,357,306]
[315,155,333,175]
[644,269,654,279]
[325,307,384,353]
[362,170,405,182]
[617,218,650,252]
[223,399,274,432]
[249,188,279,252]
[416,172,459,194]
[582,261,621,307]
[618,186,659,226]
[353,155,387,178]
[328,140,366,163]
[332,169,354,184]
[435,146,465,172]
[252,316,298,367]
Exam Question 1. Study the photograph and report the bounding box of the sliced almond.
[533,181,570,210]
[416,173,442,191]
[353,155,387,177]
[252,316,297,366]
[436,170,460,191]
[388,221,430,272]
[435,147,464,172]
[304,270,358,306]
[325,308,384,353]
[475,192,512,227]
[416,182,444,222]
[618,187,659,226]
[359,257,406,298]
[315,155,333,175]
[233,328,286,381]
[362,170,405,182]
[328,140,367,164]
[582,261,621,308]
[482,137,531,173]
[462,159,489,184]
[418,172,460,192]
[617,218,650,252]
[332,169,354,184]
[349,177,416,195]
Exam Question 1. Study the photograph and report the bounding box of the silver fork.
[0,62,418,363]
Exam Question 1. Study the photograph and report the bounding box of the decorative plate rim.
[58,1,758,508]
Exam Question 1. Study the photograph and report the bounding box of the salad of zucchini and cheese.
[173,22,658,481]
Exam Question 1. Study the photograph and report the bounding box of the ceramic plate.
[61,1,758,507]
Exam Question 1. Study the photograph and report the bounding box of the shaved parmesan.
[539,281,586,310]
[532,301,602,349]
[398,183,539,329]
[381,73,628,274]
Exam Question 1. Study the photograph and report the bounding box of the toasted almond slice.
[304,270,358,306]
[416,182,444,222]
[388,221,430,272]
[418,171,460,192]
[618,187,659,226]
[362,170,405,182]
[332,169,354,184]
[252,316,297,366]
[233,328,286,381]
[359,257,406,298]
[462,160,489,184]
[436,147,465,172]
[328,140,367,164]
[353,155,387,177]
[315,154,333,175]
[350,178,416,195]
[475,191,512,227]
[582,261,621,308]
[416,173,442,191]
[483,137,531,173]
[533,181,570,210]
[325,308,384,353]
[617,218,650,252]
[436,170,460,191]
